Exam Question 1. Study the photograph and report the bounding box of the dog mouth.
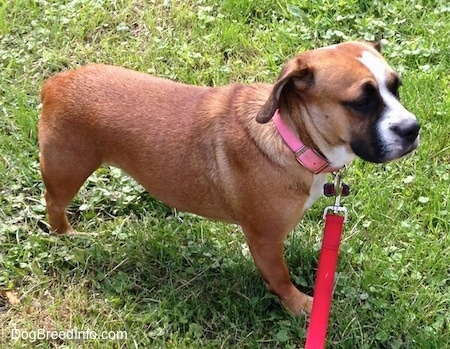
[379,120,421,162]
[350,115,420,164]
[350,133,420,164]
[384,135,420,161]
[388,136,420,161]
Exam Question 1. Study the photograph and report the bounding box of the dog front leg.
[243,225,312,315]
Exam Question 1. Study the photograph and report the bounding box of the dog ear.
[370,41,382,53]
[256,61,314,124]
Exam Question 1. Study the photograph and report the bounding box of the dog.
[38,41,419,315]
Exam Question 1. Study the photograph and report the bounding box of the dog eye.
[344,96,375,113]
[342,81,380,114]
[388,76,402,99]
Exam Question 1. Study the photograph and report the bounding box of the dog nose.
[390,120,420,142]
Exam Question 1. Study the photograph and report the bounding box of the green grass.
[1,0,450,348]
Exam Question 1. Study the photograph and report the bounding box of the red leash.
[305,170,348,349]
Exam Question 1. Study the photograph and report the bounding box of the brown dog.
[38,41,419,315]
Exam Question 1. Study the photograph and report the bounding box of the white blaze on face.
[358,51,419,157]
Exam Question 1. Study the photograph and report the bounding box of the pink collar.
[273,109,340,174]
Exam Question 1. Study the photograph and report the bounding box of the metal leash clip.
[323,166,349,222]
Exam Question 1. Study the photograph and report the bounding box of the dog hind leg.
[39,137,101,234]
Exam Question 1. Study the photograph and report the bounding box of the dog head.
[256,41,420,165]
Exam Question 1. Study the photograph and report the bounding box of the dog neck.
[273,109,341,174]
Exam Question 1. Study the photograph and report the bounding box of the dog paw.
[52,228,98,237]
[282,289,313,316]
[302,295,313,315]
